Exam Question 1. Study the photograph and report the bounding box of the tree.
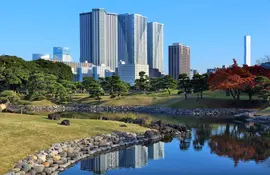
[256,76,270,105]
[192,73,209,101]
[150,78,161,91]
[208,59,255,100]
[82,77,103,101]
[33,59,73,81]
[178,73,192,99]
[59,80,76,100]
[256,55,270,65]
[134,71,151,92]
[159,75,177,94]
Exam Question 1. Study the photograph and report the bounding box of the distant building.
[189,69,194,79]
[74,67,83,82]
[147,22,164,73]
[80,8,118,71]
[244,35,251,66]
[207,68,217,74]
[261,62,270,69]
[149,68,163,78]
[93,64,113,80]
[53,47,72,62]
[118,61,149,85]
[168,43,190,80]
[32,54,50,61]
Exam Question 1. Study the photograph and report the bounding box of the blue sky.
[0,0,270,73]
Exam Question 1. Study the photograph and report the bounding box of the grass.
[0,113,147,174]
[256,107,270,116]
[13,90,268,110]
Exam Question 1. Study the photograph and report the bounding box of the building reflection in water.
[80,142,164,174]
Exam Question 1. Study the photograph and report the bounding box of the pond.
[61,122,270,175]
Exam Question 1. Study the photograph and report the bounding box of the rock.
[44,167,54,174]
[53,155,61,161]
[60,120,70,126]
[16,171,25,175]
[102,117,109,120]
[48,113,61,120]
[21,162,31,172]
[43,162,50,168]
[37,154,46,162]
[119,124,127,127]
[33,165,44,173]
[12,168,21,173]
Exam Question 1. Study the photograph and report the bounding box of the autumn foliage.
[208,59,270,100]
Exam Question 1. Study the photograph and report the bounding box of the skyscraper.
[147,22,164,73]
[244,35,251,66]
[53,47,72,62]
[168,43,190,80]
[80,8,118,71]
[118,13,147,64]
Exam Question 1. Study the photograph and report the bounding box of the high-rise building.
[118,13,147,65]
[118,61,149,85]
[148,142,165,160]
[80,8,118,71]
[53,47,72,62]
[32,54,50,61]
[168,43,190,80]
[147,22,164,73]
[244,35,251,66]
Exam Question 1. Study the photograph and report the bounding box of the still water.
[62,123,270,175]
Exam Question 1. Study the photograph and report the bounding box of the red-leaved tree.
[208,59,255,100]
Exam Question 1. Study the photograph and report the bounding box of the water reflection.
[80,142,164,174]
[63,123,270,175]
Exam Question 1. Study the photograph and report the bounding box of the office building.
[118,13,147,65]
[207,68,217,74]
[147,22,164,72]
[81,151,119,174]
[118,61,149,85]
[119,145,148,168]
[168,43,190,80]
[80,8,118,71]
[93,64,113,80]
[189,69,194,79]
[148,142,165,160]
[149,68,163,78]
[53,47,72,62]
[244,35,251,66]
[32,54,50,61]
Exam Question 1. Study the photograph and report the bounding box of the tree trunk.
[200,91,203,99]
[229,89,236,100]
[184,92,187,100]
[167,88,171,95]
[248,92,253,101]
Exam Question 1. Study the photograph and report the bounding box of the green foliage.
[32,59,73,81]
[178,73,192,99]
[99,75,129,98]
[134,71,151,92]
[191,73,209,100]
[0,90,20,104]
[159,75,177,94]
[256,76,270,104]
[82,77,103,101]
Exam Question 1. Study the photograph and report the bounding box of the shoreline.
[5,120,187,175]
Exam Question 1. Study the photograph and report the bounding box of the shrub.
[0,90,20,104]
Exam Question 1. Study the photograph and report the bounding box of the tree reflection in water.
[209,123,270,167]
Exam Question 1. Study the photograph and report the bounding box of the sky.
[0,0,270,73]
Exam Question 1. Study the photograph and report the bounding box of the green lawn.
[0,113,147,174]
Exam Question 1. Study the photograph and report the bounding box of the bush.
[0,90,20,104]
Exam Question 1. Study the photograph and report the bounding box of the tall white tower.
[244,35,251,66]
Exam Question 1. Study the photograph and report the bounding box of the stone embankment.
[6,105,255,117]
[5,120,187,175]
